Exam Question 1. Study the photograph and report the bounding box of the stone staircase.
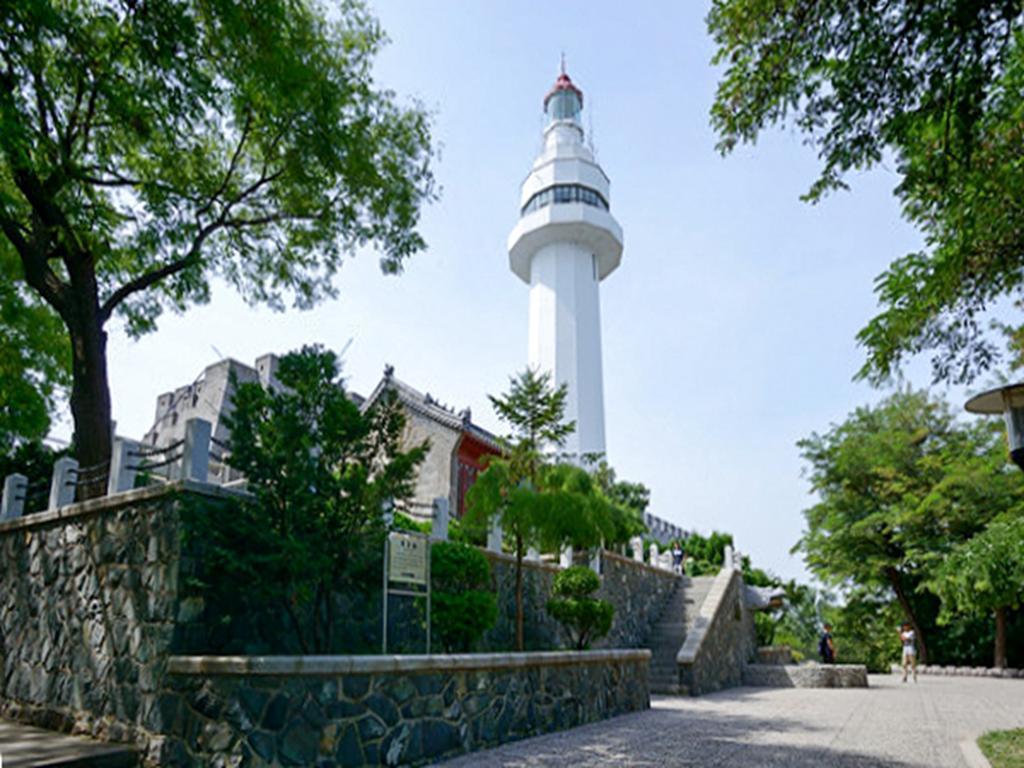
[647,575,716,694]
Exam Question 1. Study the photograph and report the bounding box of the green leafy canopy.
[708,1,1024,383]
[0,0,435,483]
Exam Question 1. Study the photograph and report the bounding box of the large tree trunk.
[515,534,524,651]
[994,606,1007,669]
[67,285,112,501]
[887,567,929,664]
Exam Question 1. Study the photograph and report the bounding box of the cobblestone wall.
[0,483,210,746]
[481,550,679,652]
[677,568,756,695]
[0,484,664,764]
[160,652,649,766]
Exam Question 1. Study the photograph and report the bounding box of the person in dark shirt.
[819,623,836,664]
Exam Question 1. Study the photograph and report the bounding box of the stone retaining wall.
[0,482,663,763]
[481,550,679,652]
[159,650,650,766]
[743,663,869,688]
[676,567,756,695]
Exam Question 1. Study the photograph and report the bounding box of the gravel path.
[441,675,1024,767]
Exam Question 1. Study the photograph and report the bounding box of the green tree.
[185,345,426,653]
[707,2,1024,383]
[796,389,1018,662]
[466,368,597,651]
[927,515,1024,668]
[0,250,68,449]
[592,460,649,546]
[430,541,497,653]
[683,530,734,576]
[0,0,435,494]
[546,565,614,651]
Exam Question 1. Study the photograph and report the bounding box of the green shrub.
[546,565,614,650]
[430,541,497,652]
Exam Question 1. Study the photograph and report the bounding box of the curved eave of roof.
[361,373,503,452]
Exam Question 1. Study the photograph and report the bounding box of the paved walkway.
[0,719,137,767]
[443,675,1024,767]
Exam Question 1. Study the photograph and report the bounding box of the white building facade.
[508,69,623,459]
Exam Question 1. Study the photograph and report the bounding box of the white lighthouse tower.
[507,67,623,460]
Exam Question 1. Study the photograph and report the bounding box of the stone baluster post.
[526,546,541,561]
[649,542,659,567]
[486,517,502,552]
[179,418,212,483]
[589,542,602,575]
[107,438,140,496]
[48,457,79,510]
[431,496,449,541]
[559,544,573,569]
[630,536,644,563]
[723,544,734,571]
[1,474,28,521]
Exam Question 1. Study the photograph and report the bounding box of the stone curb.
[960,739,993,768]
[889,664,1022,679]
[167,649,652,676]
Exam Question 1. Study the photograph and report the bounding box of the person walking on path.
[819,623,836,664]
[900,622,918,682]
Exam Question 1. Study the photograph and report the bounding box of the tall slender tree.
[467,369,593,651]
[0,0,434,494]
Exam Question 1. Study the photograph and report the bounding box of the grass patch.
[979,729,1024,768]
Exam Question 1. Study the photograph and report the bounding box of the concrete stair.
[647,575,715,694]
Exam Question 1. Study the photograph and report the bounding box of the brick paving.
[0,720,137,767]
[442,674,1024,767]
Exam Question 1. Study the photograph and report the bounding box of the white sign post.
[382,530,431,654]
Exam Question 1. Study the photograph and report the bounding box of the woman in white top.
[900,622,917,683]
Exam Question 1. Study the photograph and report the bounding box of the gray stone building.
[141,354,501,517]
[140,352,686,533]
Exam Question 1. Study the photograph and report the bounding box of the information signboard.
[382,529,431,653]
[387,531,427,585]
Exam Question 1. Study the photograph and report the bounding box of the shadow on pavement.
[440,705,922,767]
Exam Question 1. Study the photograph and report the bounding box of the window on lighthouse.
[546,89,581,123]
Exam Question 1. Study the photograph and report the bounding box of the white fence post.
[49,457,78,510]
[589,543,602,575]
[486,517,502,552]
[107,438,139,495]
[1,474,28,521]
[180,418,211,482]
[630,536,644,563]
[649,542,659,567]
[431,496,449,541]
[559,544,573,569]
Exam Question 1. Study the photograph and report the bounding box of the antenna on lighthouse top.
[560,51,566,75]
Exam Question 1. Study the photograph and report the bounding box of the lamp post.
[964,383,1024,470]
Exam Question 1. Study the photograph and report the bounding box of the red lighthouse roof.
[543,70,583,111]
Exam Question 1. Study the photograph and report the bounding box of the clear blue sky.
[80,1,997,580]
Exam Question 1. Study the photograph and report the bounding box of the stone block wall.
[676,567,756,695]
[743,663,869,688]
[0,483,212,744]
[598,552,679,649]
[0,482,665,764]
[159,651,650,766]
[481,550,679,652]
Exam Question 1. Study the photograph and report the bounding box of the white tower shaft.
[508,70,623,462]
[528,243,605,457]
